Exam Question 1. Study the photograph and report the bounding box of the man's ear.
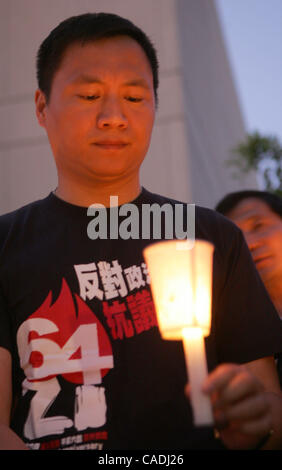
[35,89,48,128]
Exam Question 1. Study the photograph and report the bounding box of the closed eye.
[251,219,267,232]
[125,96,143,103]
[253,222,263,229]
[79,95,100,101]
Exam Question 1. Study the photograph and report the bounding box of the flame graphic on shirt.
[21,279,113,384]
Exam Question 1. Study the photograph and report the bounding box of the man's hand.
[0,347,29,450]
[186,363,273,449]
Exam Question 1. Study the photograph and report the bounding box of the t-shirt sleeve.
[0,288,13,354]
[214,225,282,365]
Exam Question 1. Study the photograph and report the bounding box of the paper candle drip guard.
[143,239,214,426]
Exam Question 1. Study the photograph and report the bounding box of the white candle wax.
[182,327,213,426]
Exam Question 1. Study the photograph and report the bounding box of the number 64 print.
[16,317,113,440]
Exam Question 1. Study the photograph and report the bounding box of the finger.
[184,383,191,397]
[223,393,269,422]
[213,369,262,408]
[202,363,241,395]
[239,413,272,436]
[213,408,229,430]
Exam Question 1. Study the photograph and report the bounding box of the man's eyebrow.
[236,213,262,224]
[123,79,150,89]
[70,75,150,89]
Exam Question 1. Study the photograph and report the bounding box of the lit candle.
[143,240,214,426]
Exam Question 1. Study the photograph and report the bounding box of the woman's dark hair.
[215,190,282,218]
[36,12,159,104]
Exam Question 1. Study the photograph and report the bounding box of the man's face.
[36,36,155,185]
[227,197,282,285]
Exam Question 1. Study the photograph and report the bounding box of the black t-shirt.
[0,187,281,450]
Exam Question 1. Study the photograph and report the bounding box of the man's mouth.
[93,141,129,149]
[254,254,272,265]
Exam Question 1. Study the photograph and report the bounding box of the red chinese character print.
[127,289,158,334]
[103,300,134,339]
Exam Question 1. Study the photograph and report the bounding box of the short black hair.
[36,12,159,105]
[215,190,282,218]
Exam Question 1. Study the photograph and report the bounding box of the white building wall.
[176,0,257,207]
[0,0,256,215]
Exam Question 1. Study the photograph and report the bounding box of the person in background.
[215,190,282,386]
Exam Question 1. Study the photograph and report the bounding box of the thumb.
[184,383,191,398]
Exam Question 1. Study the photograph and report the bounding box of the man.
[215,190,282,386]
[215,190,282,319]
[0,13,281,451]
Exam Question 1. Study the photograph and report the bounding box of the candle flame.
[143,240,214,340]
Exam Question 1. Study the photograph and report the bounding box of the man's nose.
[245,232,262,252]
[97,96,128,130]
